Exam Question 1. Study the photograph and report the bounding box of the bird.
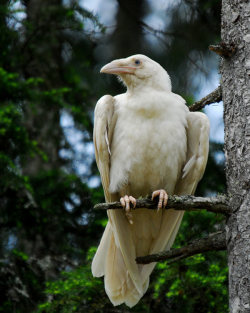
[91,54,209,307]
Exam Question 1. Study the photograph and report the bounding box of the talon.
[120,197,126,207]
[120,195,136,224]
[152,189,168,211]
[124,195,130,212]
[129,196,136,208]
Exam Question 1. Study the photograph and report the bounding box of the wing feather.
[93,95,117,201]
[175,111,210,195]
[91,222,112,277]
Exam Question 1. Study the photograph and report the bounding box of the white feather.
[92,54,210,307]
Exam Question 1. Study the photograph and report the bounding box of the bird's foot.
[152,189,168,211]
[120,195,136,225]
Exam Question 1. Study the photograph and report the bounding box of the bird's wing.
[92,95,118,279]
[93,103,210,307]
[174,111,210,195]
[138,111,210,285]
[93,95,117,202]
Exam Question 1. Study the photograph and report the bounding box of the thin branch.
[116,0,182,39]
[94,195,231,215]
[209,42,237,58]
[136,231,226,264]
[138,19,183,39]
[189,85,222,112]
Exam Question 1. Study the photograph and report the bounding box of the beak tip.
[100,64,110,74]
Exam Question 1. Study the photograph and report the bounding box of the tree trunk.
[221,1,250,312]
[111,0,146,58]
[20,0,65,256]
[22,0,64,175]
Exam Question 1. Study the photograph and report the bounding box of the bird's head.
[100,54,172,92]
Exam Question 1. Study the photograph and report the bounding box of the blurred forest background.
[0,0,227,312]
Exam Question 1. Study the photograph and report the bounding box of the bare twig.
[189,85,222,112]
[116,0,181,39]
[209,42,236,58]
[94,195,230,215]
[136,231,226,264]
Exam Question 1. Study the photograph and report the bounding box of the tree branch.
[136,231,226,264]
[94,195,231,215]
[189,85,222,112]
[209,42,237,58]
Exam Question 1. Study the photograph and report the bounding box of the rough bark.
[94,195,230,215]
[221,1,250,312]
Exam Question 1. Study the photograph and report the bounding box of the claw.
[120,195,136,224]
[129,196,136,208]
[152,189,168,212]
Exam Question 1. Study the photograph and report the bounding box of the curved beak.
[100,59,136,75]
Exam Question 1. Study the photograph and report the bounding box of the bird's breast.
[109,97,188,197]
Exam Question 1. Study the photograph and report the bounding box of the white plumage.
[92,54,209,307]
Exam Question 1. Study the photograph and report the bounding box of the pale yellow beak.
[100,60,136,75]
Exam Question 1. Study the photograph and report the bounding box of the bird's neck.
[126,83,167,96]
[123,77,171,94]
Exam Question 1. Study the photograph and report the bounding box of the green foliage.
[36,249,107,313]
[12,249,29,261]
[147,210,228,312]
[0,10,101,310]
[144,210,227,313]
[0,70,38,202]
[152,252,228,313]
[36,247,151,313]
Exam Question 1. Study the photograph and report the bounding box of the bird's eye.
[134,59,141,65]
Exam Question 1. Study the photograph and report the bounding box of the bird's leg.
[120,195,136,224]
[152,189,168,211]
